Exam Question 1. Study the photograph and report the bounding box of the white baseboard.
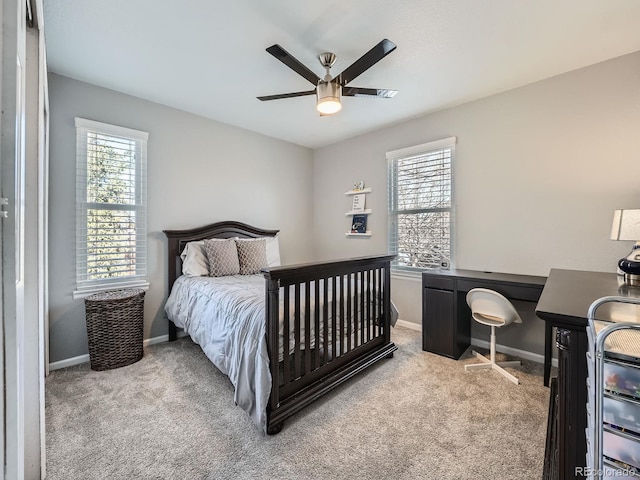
[49,353,91,371]
[48,333,185,371]
[394,319,556,367]
[49,326,556,370]
[470,336,558,368]
[395,319,422,331]
[145,334,169,346]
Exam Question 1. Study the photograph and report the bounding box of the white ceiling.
[43,0,640,149]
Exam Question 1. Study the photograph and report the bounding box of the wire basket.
[84,288,145,371]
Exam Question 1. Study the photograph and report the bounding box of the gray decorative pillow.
[203,238,240,277]
[235,238,268,275]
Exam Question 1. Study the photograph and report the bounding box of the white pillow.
[180,241,208,277]
[265,236,281,267]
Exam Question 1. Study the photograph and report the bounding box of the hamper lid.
[85,288,145,303]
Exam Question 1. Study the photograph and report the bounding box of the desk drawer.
[457,279,541,302]
[422,275,454,291]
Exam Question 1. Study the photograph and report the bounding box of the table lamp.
[611,209,640,284]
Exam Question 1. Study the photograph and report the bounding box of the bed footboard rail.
[262,254,397,433]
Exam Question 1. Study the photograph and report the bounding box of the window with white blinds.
[75,118,149,296]
[387,137,456,273]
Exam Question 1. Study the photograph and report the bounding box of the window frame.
[73,117,149,298]
[387,137,456,276]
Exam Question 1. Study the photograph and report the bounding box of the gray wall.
[50,51,640,363]
[48,73,314,363]
[312,51,640,356]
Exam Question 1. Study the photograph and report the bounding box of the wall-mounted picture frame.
[351,214,368,233]
[351,194,366,212]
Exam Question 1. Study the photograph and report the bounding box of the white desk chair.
[465,288,522,385]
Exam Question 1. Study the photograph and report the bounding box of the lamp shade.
[611,209,640,241]
[316,81,341,115]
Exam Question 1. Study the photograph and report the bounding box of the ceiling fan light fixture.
[259,40,397,114]
[316,81,341,115]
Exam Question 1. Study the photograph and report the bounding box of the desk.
[421,269,548,375]
[535,269,640,480]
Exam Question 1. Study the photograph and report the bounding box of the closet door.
[1,0,28,477]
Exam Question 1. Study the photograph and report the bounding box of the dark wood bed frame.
[163,220,397,434]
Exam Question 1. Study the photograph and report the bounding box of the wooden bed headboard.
[163,220,279,291]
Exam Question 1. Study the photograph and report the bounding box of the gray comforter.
[164,274,397,433]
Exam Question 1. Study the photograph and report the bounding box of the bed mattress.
[164,274,397,432]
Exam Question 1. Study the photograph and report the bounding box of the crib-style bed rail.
[262,255,397,434]
[164,221,397,434]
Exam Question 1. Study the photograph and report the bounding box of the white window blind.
[387,137,455,273]
[75,118,148,295]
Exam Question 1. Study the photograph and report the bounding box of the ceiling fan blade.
[257,90,317,101]
[266,44,321,86]
[343,87,398,98]
[338,39,397,86]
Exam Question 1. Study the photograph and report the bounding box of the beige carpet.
[46,327,549,479]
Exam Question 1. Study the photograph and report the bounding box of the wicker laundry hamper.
[84,288,145,371]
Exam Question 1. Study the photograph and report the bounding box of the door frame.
[2,0,48,477]
[1,0,27,475]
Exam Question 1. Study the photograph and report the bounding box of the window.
[74,118,148,296]
[387,137,456,273]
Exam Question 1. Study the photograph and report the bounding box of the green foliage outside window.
[85,132,138,280]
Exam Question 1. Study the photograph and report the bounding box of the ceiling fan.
[257,39,398,115]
